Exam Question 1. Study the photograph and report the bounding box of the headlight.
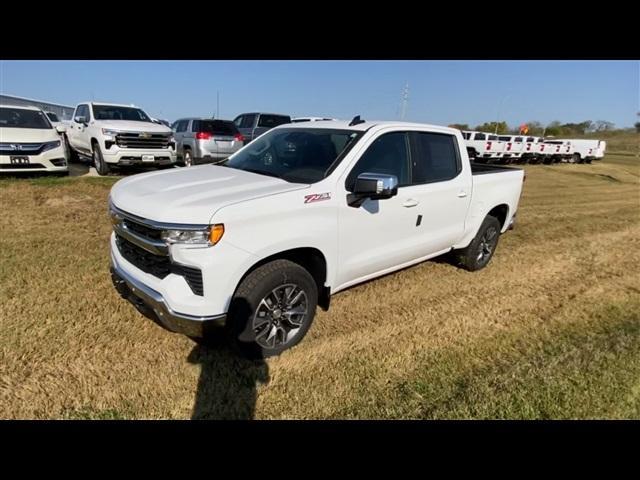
[161,224,224,246]
[41,140,61,152]
[102,128,120,137]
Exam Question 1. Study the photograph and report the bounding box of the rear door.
[408,131,472,252]
[173,119,189,154]
[235,114,257,142]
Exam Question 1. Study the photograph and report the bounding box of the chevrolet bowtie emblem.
[139,132,152,138]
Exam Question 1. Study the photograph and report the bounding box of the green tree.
[635,122,640,133]
[448,123,469,131]
[524,121,544,136]
[474,121,509,134]
[545,121,562,137]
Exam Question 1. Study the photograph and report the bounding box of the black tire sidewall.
[93,144,109,175]
[230,261,318,358]
[457,215,501,271]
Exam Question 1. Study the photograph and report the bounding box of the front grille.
[116,234,171,278]
[115,133,171,149]
[0,143,44,155]
[123,218,163,242]
[115,234,204,296]
[0,163,45,169]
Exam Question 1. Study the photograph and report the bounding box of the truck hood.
[92,120,172,133]
[0,127,60,143]
[109,165,308,224]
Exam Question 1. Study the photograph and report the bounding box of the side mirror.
[74,115,87,124]
[348,172,398,207]
[55,125,67,134]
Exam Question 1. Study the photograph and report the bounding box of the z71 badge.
[304,192,331,204]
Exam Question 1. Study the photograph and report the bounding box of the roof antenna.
[349,115,365,126]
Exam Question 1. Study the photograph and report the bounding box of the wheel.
[65,136,79,163]
[224,259,318,358]
[453,215,501,272]
[585,158,592,164]
[93,143,111,176]
[182,149,193,167]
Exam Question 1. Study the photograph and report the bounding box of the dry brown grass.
[1,156,639,419]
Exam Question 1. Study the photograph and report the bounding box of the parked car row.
[1,99,607,177]
[462,131,606,165]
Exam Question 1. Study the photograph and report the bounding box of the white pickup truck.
[462,131,506,162]
[66,102,177,175]
[109,119,525,357]
[558,139,604,163]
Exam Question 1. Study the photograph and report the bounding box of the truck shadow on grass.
[187,341,269,420]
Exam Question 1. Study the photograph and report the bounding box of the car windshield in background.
[46,112,60,123]
[222,128,361,184]
[92,105,151,122]
[194,120,238,136]
[0,107,52,129]
[258,115,291,128]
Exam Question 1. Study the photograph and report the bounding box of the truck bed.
[471,163,522,175]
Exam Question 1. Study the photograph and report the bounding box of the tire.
[93,143,111,176]
[453,215,501,272]
[182,148,193,167]
[65,136,79,163]
[224,259,318,359]
[585,158,592,164]
[572,153,582,164]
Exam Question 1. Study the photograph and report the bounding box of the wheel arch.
[234,247,330,311]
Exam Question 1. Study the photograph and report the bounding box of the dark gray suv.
[233,113,291,144]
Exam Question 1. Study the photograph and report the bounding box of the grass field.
[1,155,639,419]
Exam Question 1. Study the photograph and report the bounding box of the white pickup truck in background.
[66,101,177,175]
[462,131,506,162]
[109,118,525,357]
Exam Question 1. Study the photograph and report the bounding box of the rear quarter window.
[258,115,291,128]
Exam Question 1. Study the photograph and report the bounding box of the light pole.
[494,94,511,134]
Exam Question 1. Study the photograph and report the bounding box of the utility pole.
[216,91,220,119]
[399,82,409,121]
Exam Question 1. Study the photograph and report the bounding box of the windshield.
[46,112,60,122]
[222,128,362,184]
[0,107,52,129]
[92,105,151,122]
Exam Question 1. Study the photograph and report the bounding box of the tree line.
[447,120,639,136]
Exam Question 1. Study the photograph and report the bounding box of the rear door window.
[410,132,461,184]
[474,133,486,140]
[240,114,257,129]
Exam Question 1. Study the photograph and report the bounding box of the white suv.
[0,104,69,175]
[66,102,177,175]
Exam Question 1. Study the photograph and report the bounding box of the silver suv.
[171,118,244,167]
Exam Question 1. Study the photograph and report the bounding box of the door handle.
[457,191,468,198]
[403,199,419,208]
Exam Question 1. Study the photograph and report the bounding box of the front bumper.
[0,146,68,173]
[111,263,226,338]
[103,148,177,166]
